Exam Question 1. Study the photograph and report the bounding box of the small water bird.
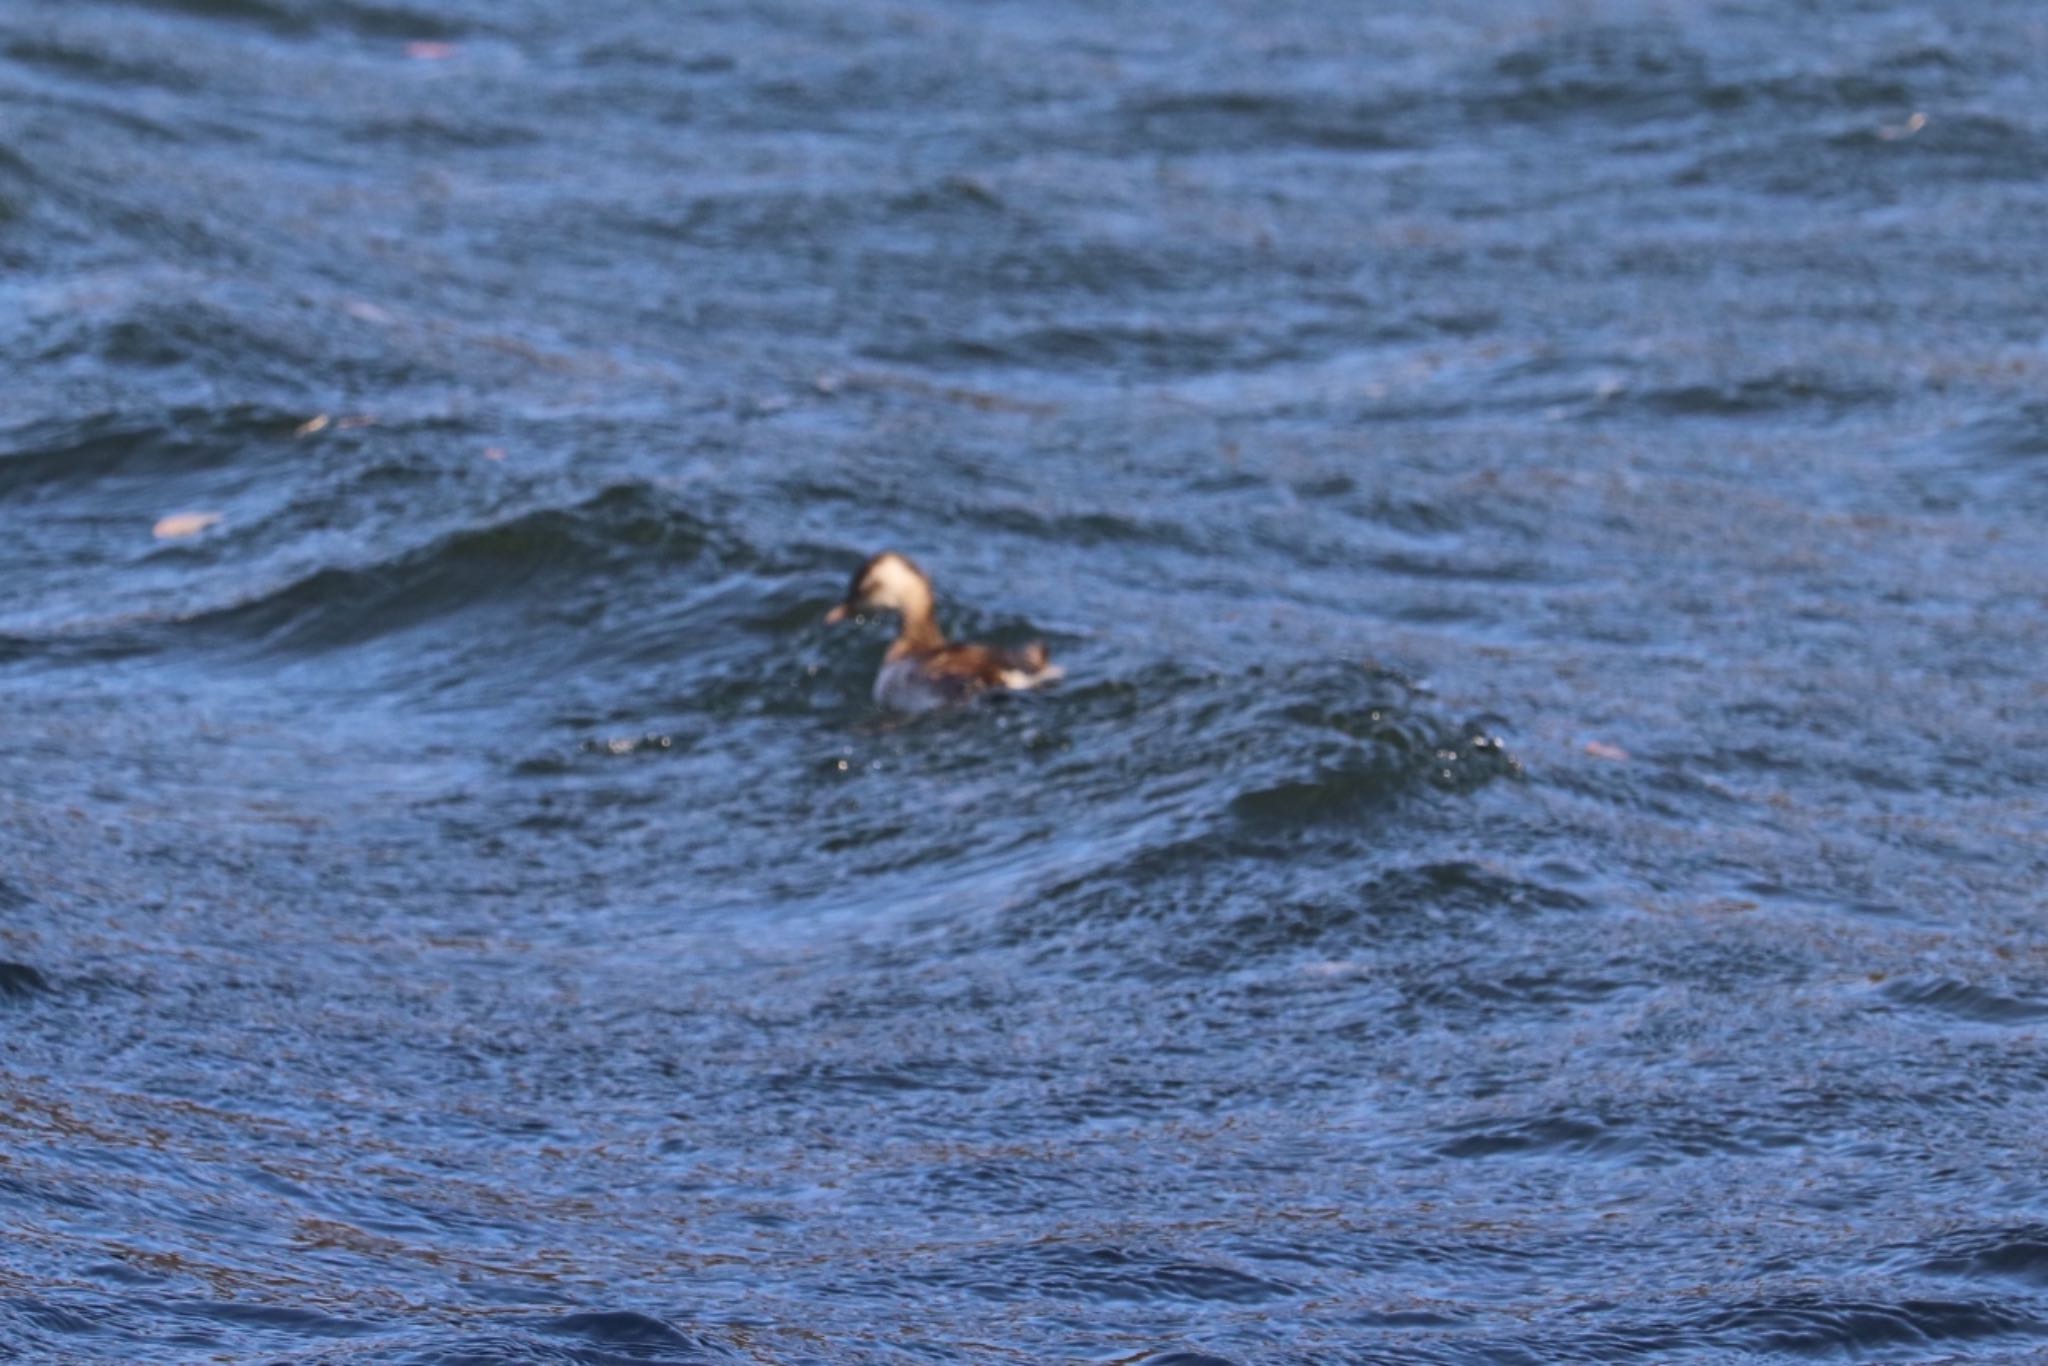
[824,551,1063,711]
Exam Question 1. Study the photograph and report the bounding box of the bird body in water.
[825,552,1063,712]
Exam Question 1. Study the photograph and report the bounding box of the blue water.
[4,1,2048,1361]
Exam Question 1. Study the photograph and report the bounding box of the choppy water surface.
[4,0,2047,1360]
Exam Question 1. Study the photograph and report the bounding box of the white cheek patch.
[863,555,930,611]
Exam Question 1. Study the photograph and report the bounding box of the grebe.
[824,551,1063,712]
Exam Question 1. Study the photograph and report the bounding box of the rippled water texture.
[4,0,2048,1360]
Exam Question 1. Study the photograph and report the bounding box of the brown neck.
[886,607,946,659]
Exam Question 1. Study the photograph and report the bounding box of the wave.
[862,319,1324,380]
[1900,403,2048,514]
[1464,1294,2044,1360]
[942,1242,1298,1307]
[176,482,721,653]
[1683,1294,2039,1356]
[1114,90,1411,155]
[1910,1224,2048,1288]
[0,960,51,1000]
[935,663,1524,971]
[1680,113,2048,199]
[1478,24,1710,124]
[0,403,306,498]
[28,292,434,391]
[1878,977,2048,1025]
[1626,370,1884,419]
[115,0,471,41]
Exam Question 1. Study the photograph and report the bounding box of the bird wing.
[923,641,1055,694]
